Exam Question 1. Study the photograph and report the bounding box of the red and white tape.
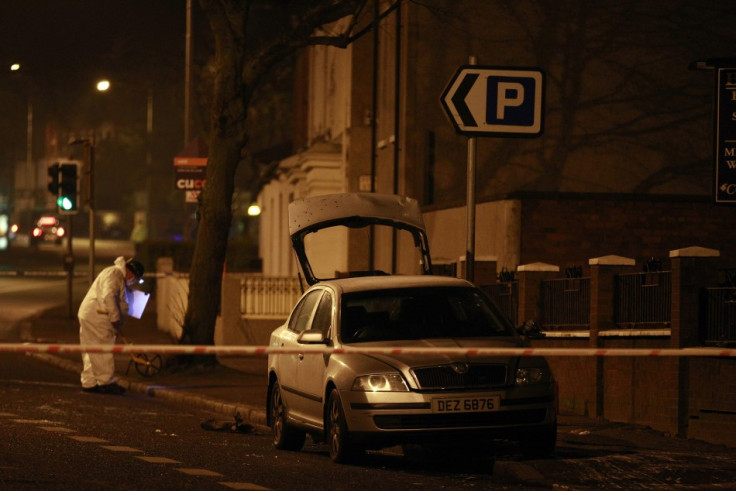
[1,344,735,357]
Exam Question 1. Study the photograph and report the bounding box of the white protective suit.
[78,256,133,389]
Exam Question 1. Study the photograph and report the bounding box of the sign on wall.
[174,157,207,191]
[715,68,736,203]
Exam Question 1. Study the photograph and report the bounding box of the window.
[342,287,515,343]
[311,291,333,336]
[288,290,322,334]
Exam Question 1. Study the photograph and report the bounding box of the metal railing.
[232,271,736,344]
[704,287,736,344]
[540,277,590,330]
[240,276,302,318]
[481,281,518,326]
[614,271,671,328]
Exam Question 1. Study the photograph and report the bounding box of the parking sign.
[441,66,545,137]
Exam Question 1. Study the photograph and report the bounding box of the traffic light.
[57,162,80,214]
[47,163,60,195]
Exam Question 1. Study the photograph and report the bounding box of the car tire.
[270,381,306,451]
[327,389,363,463]
[519,421,557,459]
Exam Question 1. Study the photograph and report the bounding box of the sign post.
[441,63,545,281]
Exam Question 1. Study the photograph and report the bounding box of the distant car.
[31,216,65,245]
[267,193,557,463]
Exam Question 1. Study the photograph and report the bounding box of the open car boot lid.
[288,193,433,286]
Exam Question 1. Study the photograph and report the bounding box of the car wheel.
[519,421,557,459]
[270,381,306,451]
[327,389,362,463]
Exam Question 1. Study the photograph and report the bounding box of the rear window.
[341,287,515,343]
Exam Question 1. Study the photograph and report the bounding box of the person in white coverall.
[78,256,144,394]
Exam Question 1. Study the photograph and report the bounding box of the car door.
[275,289,323,415]
[294,289,334,426]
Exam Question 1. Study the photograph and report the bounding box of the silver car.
[267,193,557,463]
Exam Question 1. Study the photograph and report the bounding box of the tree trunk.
[182,135,244,345]
[181,0,368,348]
[182,0,250,346]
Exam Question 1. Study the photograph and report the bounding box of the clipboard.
[128,290,150,319]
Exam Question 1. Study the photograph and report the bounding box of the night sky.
[0,1,189,90]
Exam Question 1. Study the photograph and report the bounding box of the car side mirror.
[297,329,329,345]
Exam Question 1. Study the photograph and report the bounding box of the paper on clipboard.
[128,290,150,319]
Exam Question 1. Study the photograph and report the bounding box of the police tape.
[0,271,188,278]
[1,343,735,357]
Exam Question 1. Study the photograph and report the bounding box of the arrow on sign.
[440,65,544,137]
[451,72,479,126]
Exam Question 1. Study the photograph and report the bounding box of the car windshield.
[341,287,515,343]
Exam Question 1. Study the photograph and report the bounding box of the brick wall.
[517,194,736,270]
[521,249,736,446]
[688,358,736,446]
[531,338,597,416]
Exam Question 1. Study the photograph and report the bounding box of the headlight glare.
[515,367,544,385]
[352,373,408,392]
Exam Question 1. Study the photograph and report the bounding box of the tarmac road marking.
[38,425,75,433]
[176,468,224,477]
[11,405,271,489]
[220,482,271,490]
[100,445,143,453]
[68,436,108,443]
[12,418,63,425]
[137,456,181,464]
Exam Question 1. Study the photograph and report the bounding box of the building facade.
[258,0,735,278]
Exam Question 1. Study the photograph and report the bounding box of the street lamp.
[95,78,153,241]
[10,63,34,214]
[247,203,261,216]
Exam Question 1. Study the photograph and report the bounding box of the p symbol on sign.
[486,76,537,127]
[495,82,524,119]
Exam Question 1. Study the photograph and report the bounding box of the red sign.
[174,157,207,190]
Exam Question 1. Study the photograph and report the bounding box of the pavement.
[21,303,270,431]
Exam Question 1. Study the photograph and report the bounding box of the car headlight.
[515,367,545,385]
[352,373,409,392]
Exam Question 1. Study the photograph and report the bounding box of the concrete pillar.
[516,262,560,325]
[588,255,636,347]
[155,257,174,334]
[669,245,719,438]
[669,246,720,349]
[215,273,247,346]
[588,255,635,419]
[458,255,497,285]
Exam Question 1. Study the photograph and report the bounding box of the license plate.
[431,396,500,413]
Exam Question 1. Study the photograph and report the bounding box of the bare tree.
[182,0,376,347]
[486,0,724,195]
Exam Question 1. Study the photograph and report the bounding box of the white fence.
[240,275,303,318]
